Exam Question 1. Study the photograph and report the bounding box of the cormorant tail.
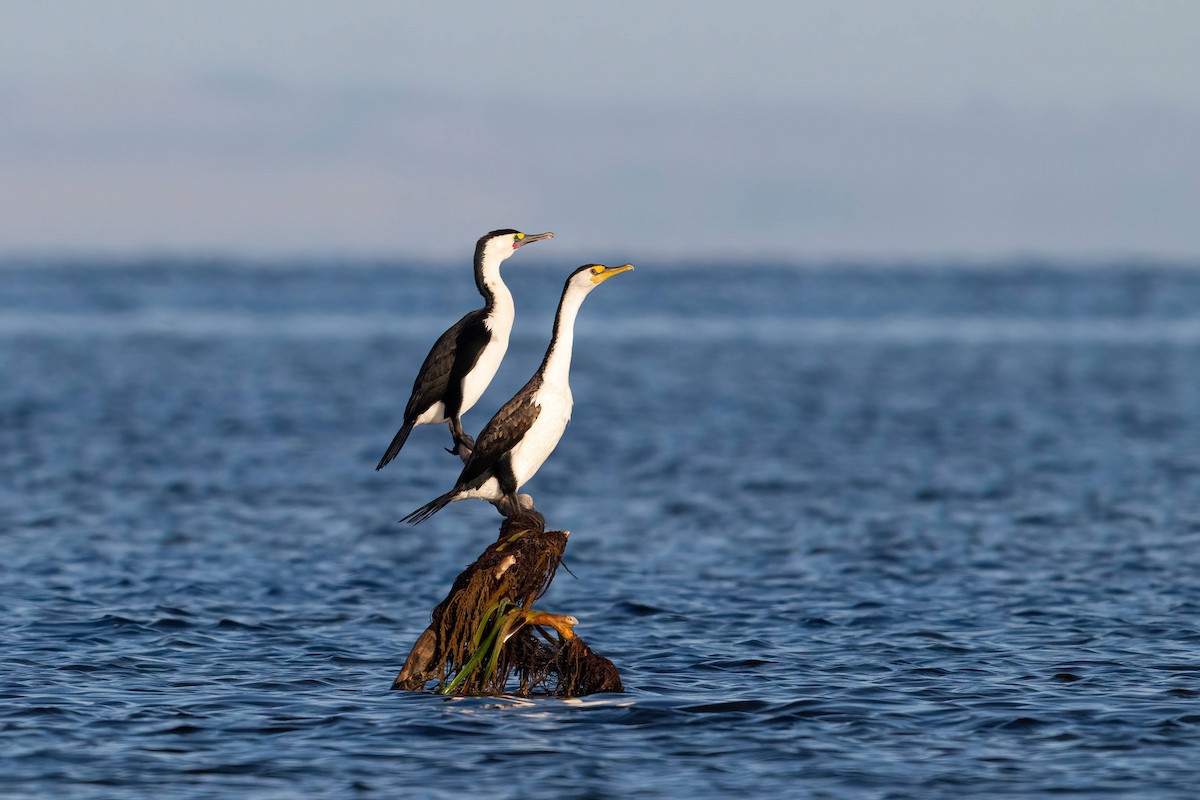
[376,421,415,470]
[401,491,456,524]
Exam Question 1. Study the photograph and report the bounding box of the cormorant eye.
[515,233,525,241]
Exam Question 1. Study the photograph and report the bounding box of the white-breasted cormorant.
[376,229,554,468]
[401,263,633,523]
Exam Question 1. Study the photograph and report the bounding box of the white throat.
[541,284,589,386]
[484,269,513,315]
[478,248,515,316]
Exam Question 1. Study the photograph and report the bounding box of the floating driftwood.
[392,510,622,697]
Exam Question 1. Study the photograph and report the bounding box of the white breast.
[459,296,514,415]
[508,383,573,488]
[459,328,509,414]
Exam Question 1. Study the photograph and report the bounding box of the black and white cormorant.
[376,229,554,469]
[402,263,634,523]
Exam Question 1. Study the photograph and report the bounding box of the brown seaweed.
[392,511,621,696]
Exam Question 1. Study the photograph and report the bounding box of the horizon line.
[2,248,1199,270]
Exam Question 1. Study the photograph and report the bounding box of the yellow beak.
[591,263,635,284]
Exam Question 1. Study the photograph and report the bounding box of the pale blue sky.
[2,1,1198,259]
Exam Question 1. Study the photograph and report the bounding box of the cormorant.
[402,263,633,523]
[376,229,554,468]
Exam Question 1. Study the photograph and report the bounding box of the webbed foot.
[445,433,475,460]
[495,493,535,518]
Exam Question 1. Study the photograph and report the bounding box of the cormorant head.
[475,229,555,268]
[566,263,635,294]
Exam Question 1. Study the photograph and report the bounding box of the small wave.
[4,310,1200,343]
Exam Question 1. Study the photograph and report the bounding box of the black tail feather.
[400,491,456,524]
[376,421,415,470]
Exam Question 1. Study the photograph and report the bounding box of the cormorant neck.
[475,249,512,310]
[539,285,588,386]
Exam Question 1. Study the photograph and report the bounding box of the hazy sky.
[2,1,1198,260]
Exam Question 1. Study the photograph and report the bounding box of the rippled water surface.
[3,261,1200,798]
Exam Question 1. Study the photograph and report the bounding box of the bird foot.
[494,493,535,517]
[446,434,475,461]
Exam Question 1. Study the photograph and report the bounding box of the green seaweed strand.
[444,598,511,695]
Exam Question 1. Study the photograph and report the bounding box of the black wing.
[403,309,491,422]
[455,375,543,489]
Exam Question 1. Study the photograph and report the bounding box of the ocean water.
[2,260,1199,798]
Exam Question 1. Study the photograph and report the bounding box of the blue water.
[2,260,1199,798]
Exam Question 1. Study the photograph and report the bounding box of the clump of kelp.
[392,511,622,696]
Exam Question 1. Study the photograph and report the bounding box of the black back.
[454,374,544,491]
[403,308,492,422]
